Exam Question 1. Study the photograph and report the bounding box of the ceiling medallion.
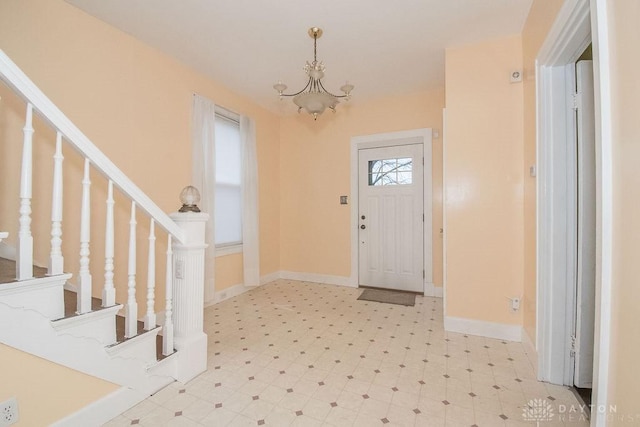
[273,27,354,120]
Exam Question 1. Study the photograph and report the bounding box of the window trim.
[215,243,243,257]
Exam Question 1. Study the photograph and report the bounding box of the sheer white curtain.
[192,94,216,303]
[240,116,260,286]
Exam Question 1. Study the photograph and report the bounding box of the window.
[368,157,413,186]
[215,110,242,247]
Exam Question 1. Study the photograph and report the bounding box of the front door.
[358,144,424,292]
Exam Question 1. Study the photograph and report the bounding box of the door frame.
[350,129,433,293]
[536,0,613,423]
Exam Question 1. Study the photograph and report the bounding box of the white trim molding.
[536,1,613,425]
[207,282,250,306]
[522,328,538,374]
[280,271,356,288]
[424,283,443,298]
[444,316,522,342]
[51,387,152,427]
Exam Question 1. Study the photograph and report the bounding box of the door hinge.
[570,335,577,357]
[423,270,425,279]
[572,93,580,111]
[422,213,425,222]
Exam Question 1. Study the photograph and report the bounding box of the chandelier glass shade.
[273,27,354,120]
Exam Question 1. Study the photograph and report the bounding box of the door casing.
[350,129,433,293]
[536,0,614,424]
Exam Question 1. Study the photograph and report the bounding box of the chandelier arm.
[279,78,313,97]
[318,80,350,98]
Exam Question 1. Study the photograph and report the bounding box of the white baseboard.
[50,386,152,427]
[522,327,538,372]
[260,271,281,285]
[444,316,522,342]
[424,282,443,298]
[204,282,250,307]
[279,271,356,288]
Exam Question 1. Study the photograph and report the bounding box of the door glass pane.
[368,157,413,186]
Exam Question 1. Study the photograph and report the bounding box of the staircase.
[0,50,209,425]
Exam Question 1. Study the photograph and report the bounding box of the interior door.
[574,60,596,388]
[358,144,424,292]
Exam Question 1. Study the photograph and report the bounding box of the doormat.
[357,288,416,306]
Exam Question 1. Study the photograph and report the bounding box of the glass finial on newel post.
[179,185,201,212]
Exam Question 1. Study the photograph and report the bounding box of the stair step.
[106,326,161,367]
[52,304,121,345]
[64,290,174,362]
[0,260,70,319]
[0,257,48,284]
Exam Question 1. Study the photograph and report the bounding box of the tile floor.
[105,280,589,426]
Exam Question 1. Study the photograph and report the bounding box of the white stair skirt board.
[50,385,165,427]
[0,273,70,320]
[424,282,443,298]
[0,301,176,393]
[52,305,122,346]
[280,271,356,288]
[106,327,161,367]
[444,316,523,342]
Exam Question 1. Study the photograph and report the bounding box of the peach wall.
[279,89,445,286]
[606,0,640,420]
[521,0,564,345]
[0,0,280,306]
[0,344,118,425]
[444,35,524,325]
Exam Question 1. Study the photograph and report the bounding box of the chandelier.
[273,27,354,120]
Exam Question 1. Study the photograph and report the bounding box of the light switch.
[340,195,348,205]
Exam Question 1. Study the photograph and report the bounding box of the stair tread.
[0,257,48,284]
[1,258,175,362]
[63,290,174,362]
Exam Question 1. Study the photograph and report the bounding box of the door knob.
[360,224,366,229]
[361,215,366,220]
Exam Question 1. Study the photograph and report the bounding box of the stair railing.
[0,49,206,367]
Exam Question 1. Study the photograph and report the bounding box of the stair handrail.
[0,49,184,244]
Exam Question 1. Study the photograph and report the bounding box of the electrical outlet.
[0,397,19,426]
[511,298,521,311]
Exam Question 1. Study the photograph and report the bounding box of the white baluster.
[77,158,92,314]
[17,103,34,281]
[48,132,64,276]
[125,201,138,338]
[144,219,156,330]
[163,235,174,356]
[102,180,115,307]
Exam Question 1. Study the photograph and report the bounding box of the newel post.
[170,186,209,383]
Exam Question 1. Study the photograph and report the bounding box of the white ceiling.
[65,0,532,115]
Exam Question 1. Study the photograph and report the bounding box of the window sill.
[215,244,243,257]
